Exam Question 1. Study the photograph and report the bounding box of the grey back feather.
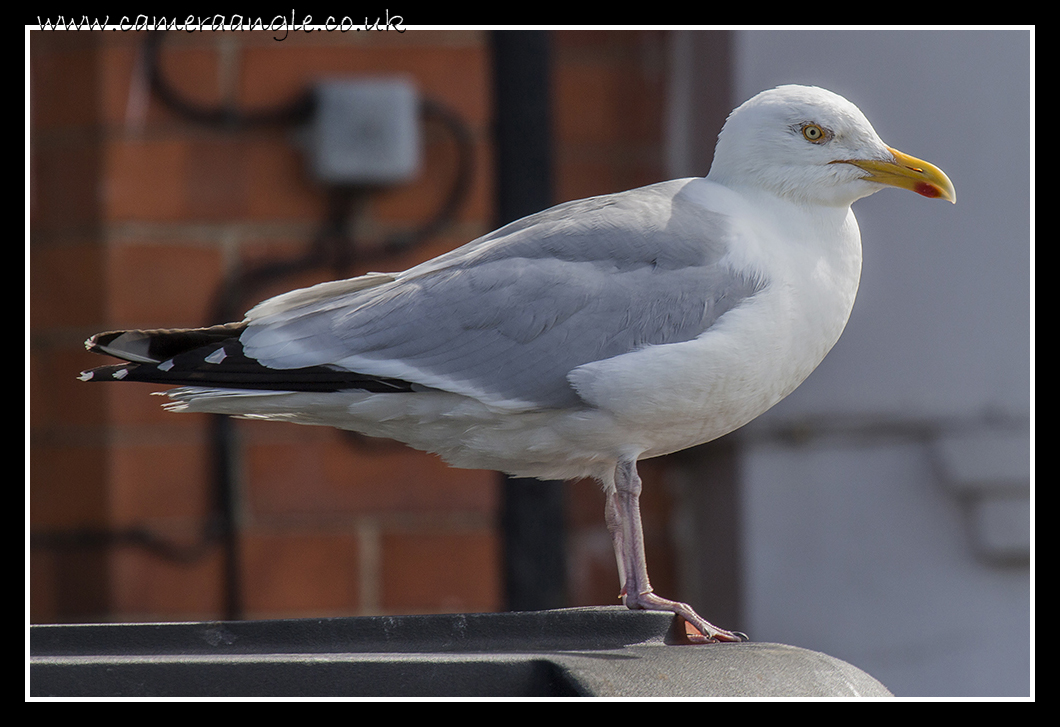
[242,179,766,408]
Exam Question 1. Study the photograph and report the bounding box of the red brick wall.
[30,28,677,623]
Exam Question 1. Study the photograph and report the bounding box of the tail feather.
[80,323,415,394]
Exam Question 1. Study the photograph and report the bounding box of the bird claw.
[680,617,749,644]
[625,589,747,644]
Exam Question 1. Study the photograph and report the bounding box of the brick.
[373,129,493,227]
[367,231,484,274]
[108,440,212,523]
[243,425,497,516]
[31,345,110,430]
[555,155,664,204]
[554,62,629,145]
[241,143,319,221]
[229,236,334,311]
[380,528,500,613]
[243,529,361,617]
[110,544,226,620]
[553,29,666,54]
[31,443,108,530]
[105,241,224,326]
[31,546,110,624]
[554,74,663,149]
[106,381,205,427]
[30,548,62,624]
[99,40,225,128]
[103,138,188,221]
[30,242,106,330]
[182,138,252,220]
[29,37,101,130]
[31,142,105,231]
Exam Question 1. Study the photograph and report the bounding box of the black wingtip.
[78,336,419,394]
[84,330,122,352]
[84,323,249,364]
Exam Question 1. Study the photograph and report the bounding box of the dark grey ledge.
[30,606,892,697]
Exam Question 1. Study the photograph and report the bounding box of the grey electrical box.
[310,78,421,185]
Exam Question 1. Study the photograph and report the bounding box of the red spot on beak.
[914,181,941,198]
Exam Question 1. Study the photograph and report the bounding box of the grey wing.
[241,179,766,409]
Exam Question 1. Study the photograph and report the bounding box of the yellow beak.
[839,147,956,203]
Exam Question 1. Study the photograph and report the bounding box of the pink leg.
[605,459,745,644]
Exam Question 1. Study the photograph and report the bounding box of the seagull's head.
[708,84,955,208]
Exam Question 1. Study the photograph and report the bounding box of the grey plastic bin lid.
[30,606,892,697]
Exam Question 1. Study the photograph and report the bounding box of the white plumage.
[81,85,954,642]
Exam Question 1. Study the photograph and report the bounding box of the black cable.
[143,31,315,129]
[30,524,220,565]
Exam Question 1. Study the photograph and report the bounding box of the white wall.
[728,29,1030,697]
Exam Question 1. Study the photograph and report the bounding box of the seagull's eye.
[801,124,827,143]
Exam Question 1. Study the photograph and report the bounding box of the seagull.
[80,85,955,643]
